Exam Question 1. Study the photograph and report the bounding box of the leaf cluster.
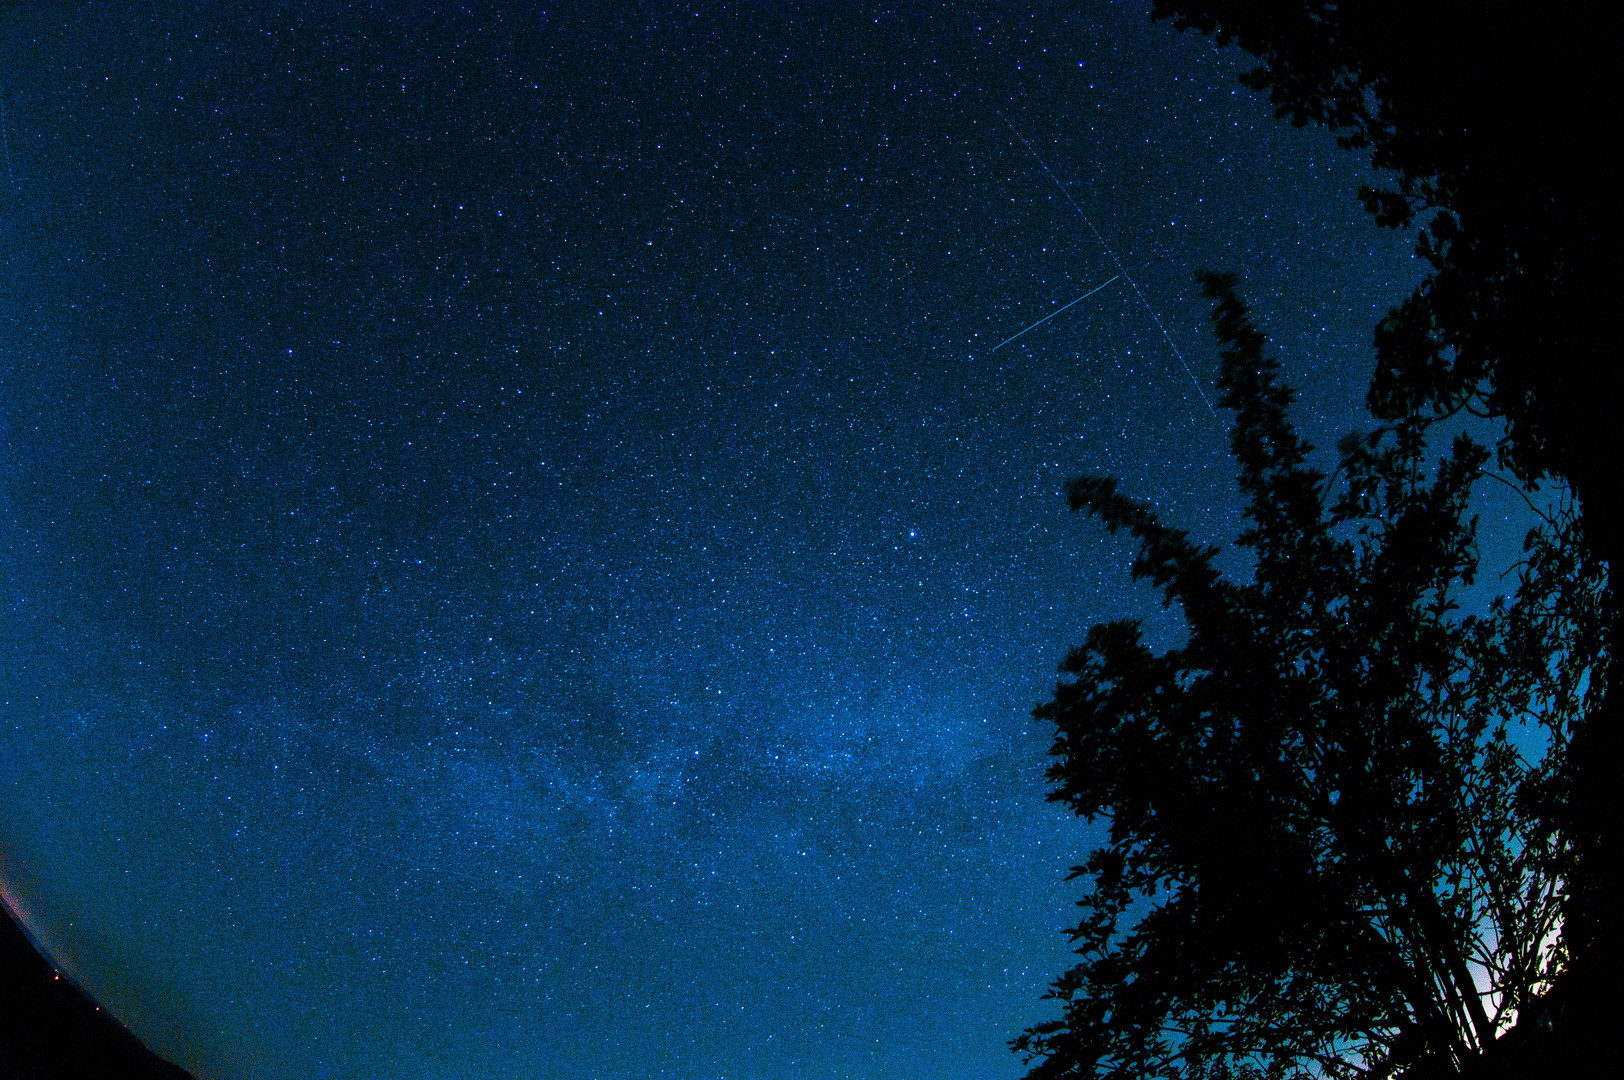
[1013,275,1605,1079]
[1147,0,1611,552]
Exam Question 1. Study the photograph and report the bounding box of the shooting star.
[996,110,1217,418]
[991,275,1120,353]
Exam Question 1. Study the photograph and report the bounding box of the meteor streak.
[996,110,1217,418]
[991,275,1120,353]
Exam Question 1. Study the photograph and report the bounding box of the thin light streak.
[996,110,1217,418]
[991,275,1120,353]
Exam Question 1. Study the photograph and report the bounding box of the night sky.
[0,3,1456,1078]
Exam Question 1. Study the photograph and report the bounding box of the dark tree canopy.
[1148,2,1610,537]
[1013,275,1606,1079]
[1138,4,1617,1061]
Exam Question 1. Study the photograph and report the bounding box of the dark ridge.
[0,901,200,1080]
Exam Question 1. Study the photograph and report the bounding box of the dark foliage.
[1147,2,1609,531]
[1142,4,1617,1063]
[1012,275,1606,1079]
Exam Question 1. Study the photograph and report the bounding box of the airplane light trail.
[991,275,1120,353]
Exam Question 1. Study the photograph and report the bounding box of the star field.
[1,4,1431,1078]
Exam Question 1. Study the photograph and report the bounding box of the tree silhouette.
[1141,4,1617,1061]
[1012,274,1606,1079]
[1145,2,1609,532]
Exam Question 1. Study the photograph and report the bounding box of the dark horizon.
[1,893,199,1078]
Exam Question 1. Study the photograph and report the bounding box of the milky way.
[0,4,1438,1078]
